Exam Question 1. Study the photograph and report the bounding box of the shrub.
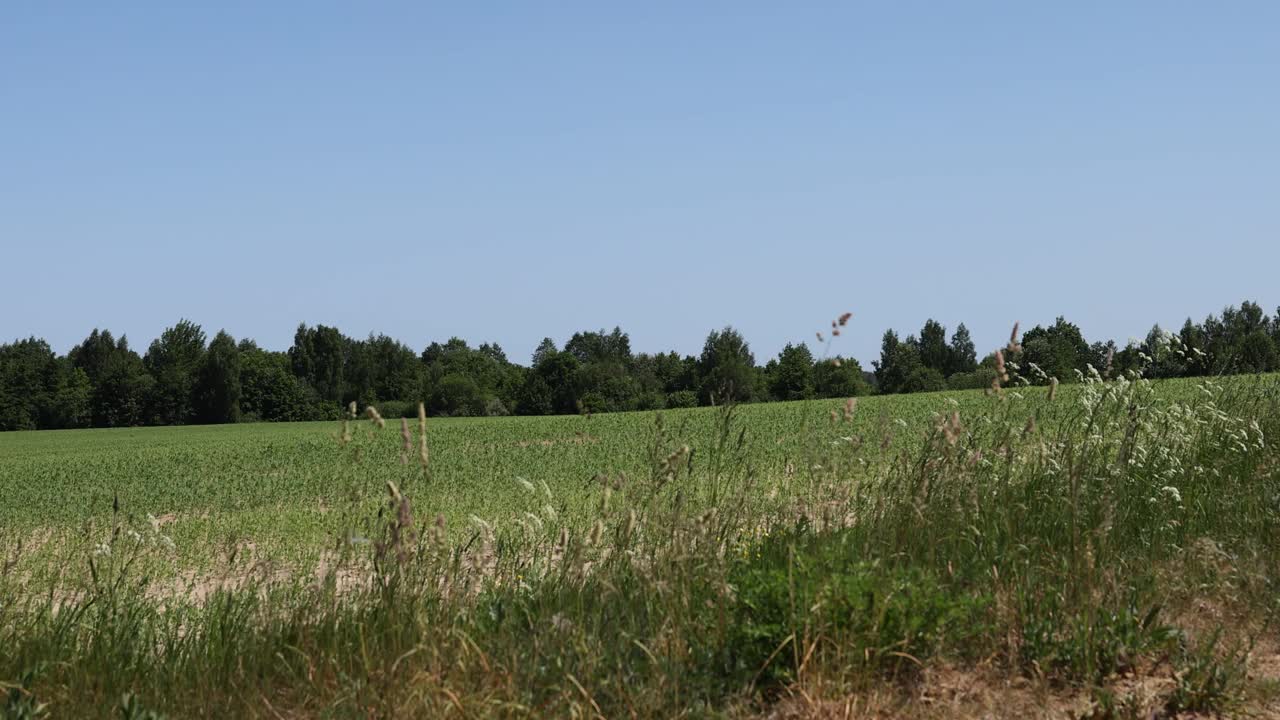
[666,390,699,409]
[373,400,419,419]
[573,392,602,414]
[429,374,485,417]
[945,366,997,390]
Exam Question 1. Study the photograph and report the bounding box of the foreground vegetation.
[2,364,1278,717]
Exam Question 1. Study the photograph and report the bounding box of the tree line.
[2,300,1277,431]
[872,300,1280,395]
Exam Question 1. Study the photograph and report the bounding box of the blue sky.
[3,3,1277,366]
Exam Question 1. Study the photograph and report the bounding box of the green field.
[0,388,1048,571]
[2,374,1278,718]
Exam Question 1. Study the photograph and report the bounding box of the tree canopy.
[4,299,1278,431]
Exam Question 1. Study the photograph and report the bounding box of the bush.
[632,392,666,411]
[901,365,947,393]
[945,367,996,390]
[374,400,420,419]
[578,392,606,414]
[666,390,699,409]
[430,374,485,417]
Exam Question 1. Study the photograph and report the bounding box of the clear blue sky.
[4,3,1277,367]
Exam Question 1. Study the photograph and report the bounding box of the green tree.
[813,356,871,398]
[874,330,925,394]
[947,323,977,376]
[1179,318,1211,376]
[1236,330,1277,373]
[767,343,815,401]
[1142,325,1187,379]
[1198,301,1274,374]
[565,327,639,411]
[144,319,207,424]
[430,373,485,417]
[0,338,69,430]
[1020,317,1090,383]
[565,327,632,365]
[48,362,93,429]
[346,334,421,405]
[69,330,154,427]
[194,330,242,424]
[903,364,947,393]
[698,327,757,404]
[533,351,582,414]
[289,324,347,404]
[631,351,697,409]
[917,319,949,375]
[515,373,554,415]
[239,344,320,421]
[573,362,641,412]
[1088,340,1119,377]
[531,338,559,367]
[422,337,523,412]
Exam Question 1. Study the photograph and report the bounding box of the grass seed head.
[1008,322,1022,353]
[623,509,637,543]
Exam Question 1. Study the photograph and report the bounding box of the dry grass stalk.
[417,402,429,470]
[1007,321,1022,353]
[992,349,1010,392]
[399,418,412,464]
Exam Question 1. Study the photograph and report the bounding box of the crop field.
[0,388,1054,574]
[2,374,1279,718]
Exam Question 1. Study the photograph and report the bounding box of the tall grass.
[2,368,1278,718]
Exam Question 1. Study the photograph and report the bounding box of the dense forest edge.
[2,300,1279,431]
